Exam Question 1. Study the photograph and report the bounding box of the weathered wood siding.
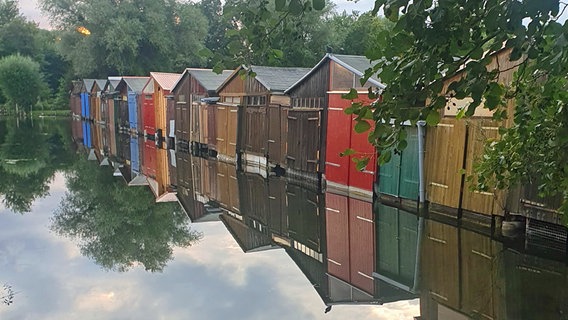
[286,109,321,172]
[267,105,287,164]
[198,103,208,145]
[288,62,328,108]
[425,118,466,210]
[207,104,217,151]
[215,105,229,156]
[228,105,238,158]
[190,102,200,144]
[239,105,267,156]
[461,119,505,215]
[155,80,167,137]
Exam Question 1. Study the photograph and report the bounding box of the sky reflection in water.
[0,173,418,320]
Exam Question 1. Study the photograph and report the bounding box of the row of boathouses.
[70,51,565,239]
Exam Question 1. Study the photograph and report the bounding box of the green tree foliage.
[0,118,74,213]
[0,54,46,111]
[204,0,338,70]
[0,1,69,108]
[40,0,208,76]
[344,0,568,215]
[0,0,18,25]
[51,157,202,272]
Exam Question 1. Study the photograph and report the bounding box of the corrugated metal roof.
[94,79,107,91]
[150,72,182,91]
[251,66,311,92]
[285,54,385,94]
[122,77,150,93]
[83,79,95,92]
[189,69,233,91]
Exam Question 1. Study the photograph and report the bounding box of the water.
[0,118,567,320]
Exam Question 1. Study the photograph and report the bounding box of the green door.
[378,126,419,200]
[399,127,419,200]
[378,151,401,196]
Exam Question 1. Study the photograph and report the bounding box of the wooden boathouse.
[115,77,149,134]
[81,79,95,121]
[90,79,107,124]
[285,54,384,195]
[171,68,232,152]
[70,80,83,118]
[216,65,310,170]
[147,72,181,147]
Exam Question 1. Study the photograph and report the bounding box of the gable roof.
[218,65,311,94]
[172,68,233,93]
[107,76,122,91]
[285,54,386,94]
[121,76,150,93]
[82,79,95,93]
[94,79,107,91]
[252,66,311,92]
[150,72,182,91]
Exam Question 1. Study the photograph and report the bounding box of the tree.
[201,0,339,70]
[0,54,46,111]
[0,0,18,26]
[40,0,208,76]
[52,157,202,272]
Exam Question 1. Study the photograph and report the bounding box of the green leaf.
[425,110,440,126]
[212,62,225,74]
[354,120,371,133]
[379,150,392,165]
[275,0,286,12]
[341,88,358,100]
[340,148,356,157]
[312,0,325,11]
[355,158,369,171]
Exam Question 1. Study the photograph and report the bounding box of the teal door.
[378,127,419,200]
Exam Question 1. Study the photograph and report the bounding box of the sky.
[19,0,377,30]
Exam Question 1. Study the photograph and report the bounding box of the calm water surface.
[0,118,567,320]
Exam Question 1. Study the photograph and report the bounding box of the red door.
[325,94,351,185]
[143,93,155,136]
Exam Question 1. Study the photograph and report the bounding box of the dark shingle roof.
[189,69,233,91]
[122,77,150,93]
[251,66,311,92]
[285,54,385,93]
